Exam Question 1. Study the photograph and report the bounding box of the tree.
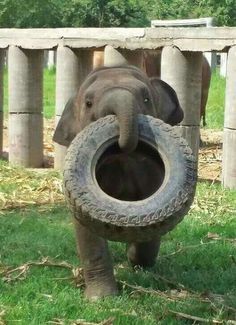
[61,0,149,27]
[0,0,63,28]
[196,0,236,26]
[148,0,236,26]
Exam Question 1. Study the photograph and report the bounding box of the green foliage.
[0,0,235,28]
[0,0,63,28]
[43,68,56,119]
[196,0,236,26]
[149,0,236,26]
[206,69,225,129]
[61,0,149,27]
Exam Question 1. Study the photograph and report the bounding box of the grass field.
[0,164,235,324]
[206,70,225,129]
[1,68,235,324]
[3,67,225,129]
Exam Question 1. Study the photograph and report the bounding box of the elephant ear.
[53,95,79,147]
[150,78,184,125]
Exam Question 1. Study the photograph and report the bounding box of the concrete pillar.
[0,51,4,156]
[204,52,217,71]
[222,46,236,189]
[55,46,93,169]
[220,53,227,77]
[8,46,44,167]
[48,50,55,68]
[161,46,202,159]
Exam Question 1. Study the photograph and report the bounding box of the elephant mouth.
[95,140,166,201]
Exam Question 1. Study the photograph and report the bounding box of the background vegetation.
[0,0,235,28]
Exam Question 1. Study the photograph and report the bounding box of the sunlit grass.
[206,69,225,129]
[0,65,233,324]
[0,161,235,324]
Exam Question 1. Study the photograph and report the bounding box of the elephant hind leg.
[126,239,161,268]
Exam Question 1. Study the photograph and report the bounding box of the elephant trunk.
[101,88,139,153]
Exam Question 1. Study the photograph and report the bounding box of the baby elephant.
[53,46,183,300]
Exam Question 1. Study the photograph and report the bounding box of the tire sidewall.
[64,115,197,242]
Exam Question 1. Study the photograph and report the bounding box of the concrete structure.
[55,47,93,168]
[151,18,217,71]
[161,47,202,159]
[0,27,234,188]
[0,51,4,156]
[220,53,227,77]
[8,46,44,167]
[222,46,236,189]
[151,17,215,28]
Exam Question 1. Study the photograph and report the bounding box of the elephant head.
[53,46,183,152]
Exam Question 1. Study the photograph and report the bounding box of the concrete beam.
[0,28,236,51]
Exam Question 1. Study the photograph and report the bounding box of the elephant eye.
[144,97,149,103]
[86,100,93,108]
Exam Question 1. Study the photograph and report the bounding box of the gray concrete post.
[54,47,93,169]
[161,46,202,159]
[8,46,44,167]
[222,46,236,189]
[0,51,4,156]
[220,53,227,77]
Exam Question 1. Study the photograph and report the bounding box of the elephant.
[94,49,211,126]
[53,46,184,300]
[144,50,211,126]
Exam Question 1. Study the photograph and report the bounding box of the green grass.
[3,67,226,128]
[0,66,233,323]
[0,160,235,324]
[43,67,56,119]
[205,69,226,129]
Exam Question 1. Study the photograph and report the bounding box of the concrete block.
[9,113,43,167]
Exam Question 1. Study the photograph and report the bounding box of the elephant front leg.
[74,218,118,300]
[127,239,161,268]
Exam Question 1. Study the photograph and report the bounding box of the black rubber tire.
[63,115,197,242]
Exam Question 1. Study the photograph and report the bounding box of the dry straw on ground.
[1,120,223,211]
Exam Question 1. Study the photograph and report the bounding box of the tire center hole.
[95,141,165,201]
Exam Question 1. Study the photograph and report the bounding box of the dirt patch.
[2,119,222,182]
[199,129,222,182]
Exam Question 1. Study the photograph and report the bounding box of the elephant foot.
[85,279,118,301]
[127,239,161,268]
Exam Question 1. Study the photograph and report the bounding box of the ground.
[199,129,222,182]
[1,119,235,325]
